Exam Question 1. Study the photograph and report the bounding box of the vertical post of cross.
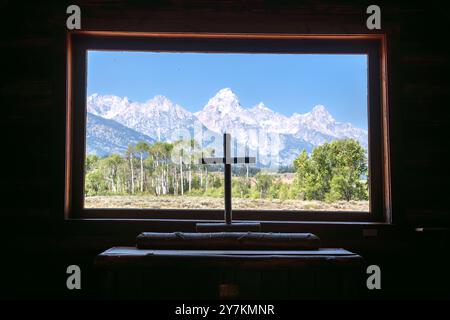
[224,133,232,224]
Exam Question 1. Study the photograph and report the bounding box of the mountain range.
[86,88,368,166]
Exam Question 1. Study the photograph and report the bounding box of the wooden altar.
[95,232,364,299]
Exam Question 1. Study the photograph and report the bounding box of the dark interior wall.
[1,0,449,299]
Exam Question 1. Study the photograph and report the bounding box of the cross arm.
[199,156,256,164]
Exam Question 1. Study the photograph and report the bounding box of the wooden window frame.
[65,31,391,223]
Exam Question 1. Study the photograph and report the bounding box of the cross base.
[196,222,261,232]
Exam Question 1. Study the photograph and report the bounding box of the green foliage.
[278,165,295,173]
[232,177,251,198]
[293,139,368,201]
[203,187,224,198]
[135,141,150,154]
[278,184,290,201]
[210,174,223,189]
[191,175,201,190]
[186,188,205,197]
[84,138,368,203]
[85,169,108,196]
[249,188,261,200]
[268,183,280,200]
[85,155,100,172]
[255,172,274,199]
[288,183,305,201]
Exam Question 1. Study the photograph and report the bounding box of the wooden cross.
[200,133,256,225]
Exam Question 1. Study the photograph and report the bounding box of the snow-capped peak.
[252,102,271,112]
[313,104,326,112]
[297,104,335,124]
[146,95,177,112]
[87,93,131,119]
[149,94,172,105]
[204,88,243,114]
[311,104,333,118]
[215,87,237,98]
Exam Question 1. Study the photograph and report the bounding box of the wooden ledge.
[95,246,362,269]
[136,231,320,250]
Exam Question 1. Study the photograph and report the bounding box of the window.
[66,32,390,222]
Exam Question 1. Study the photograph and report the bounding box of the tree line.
[85,138,368,202]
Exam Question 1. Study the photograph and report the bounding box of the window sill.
[63,217,392,236]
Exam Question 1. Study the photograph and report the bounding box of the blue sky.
[87,51,368,129]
